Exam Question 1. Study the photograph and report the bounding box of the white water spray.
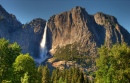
[35,22,48,64]
[40,22,47,49]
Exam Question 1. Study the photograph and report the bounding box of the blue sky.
[0,0,130,32]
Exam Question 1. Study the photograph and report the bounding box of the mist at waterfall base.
[35,22,48,64]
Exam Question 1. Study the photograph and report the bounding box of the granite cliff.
[47,6,130,70]
[0,5,130,70]
[48,6,130,56]
[0,5,47,58]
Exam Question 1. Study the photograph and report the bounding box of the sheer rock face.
[47,6,130,56]
[0,5,130,59]
[94,12,130,45]
[48,6,97,55]
[0,5,22,40]
[20,18,46,57]
[0,5,47,57]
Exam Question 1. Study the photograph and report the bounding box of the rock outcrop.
[0,5,46,58]
[0,5,22,40]
[20,18,46,57]
[94,12,130,45]
[48,6,130,56]
[0,5,130,70]
[47,6,130,70]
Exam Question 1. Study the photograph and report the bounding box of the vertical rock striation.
[47,6,130,57]
[0,5,130,69]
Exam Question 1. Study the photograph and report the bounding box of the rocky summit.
[47,6,130,71]
[48,6,130,56]
[0,5,46,58]
[0,5,130,71]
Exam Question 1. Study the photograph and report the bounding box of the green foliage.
[37,66,43,83]
[21,72,29,83]
[57,77,66,83]
[42,65,50,83]
[0,38,91,83]
[95,43,130,83]
[53,43,96,77]
[54,44,78,61]
[13,53,37,83]
[1,80,11,83]
[37,65,51,83]
[54,44,92,68]
[0,38,21,82]
[51,67,89,83]
[13,53,35,73]
[51,68,59,83]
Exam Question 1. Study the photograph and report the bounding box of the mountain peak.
[0,5,8,15]
[72,6,85,10]
[71,6,88,14]
[94,12,118,26]
[0,5,130,72]
[0,5,4,10]
[30,18,46,24]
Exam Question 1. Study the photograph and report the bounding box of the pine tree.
[42,65,50,83]
[67,69,72,83]
[84,74,89,83]
[58,77,66,83]
[79,70,85,83]
[51,68,59,83]
[37,66,44,83]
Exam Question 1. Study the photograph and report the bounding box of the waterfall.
[35,22,48,64]
[40,22,47,49]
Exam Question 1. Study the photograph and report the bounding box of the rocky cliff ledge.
[47,6,130,56]
[0,5,130,70]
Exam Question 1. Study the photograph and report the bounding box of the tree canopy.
[95,43,130,83]
[0,38,21,82]
[13,53,37,83]
[0,38,92,83]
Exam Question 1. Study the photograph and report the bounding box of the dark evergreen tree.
[79,70,85,83]
[50,67,90,83]
[42,65,50,83]
[84,74,89,83]
[37,66,44,83]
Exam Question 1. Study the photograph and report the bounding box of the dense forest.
[0,38,90,83]
[0,38,130,83]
